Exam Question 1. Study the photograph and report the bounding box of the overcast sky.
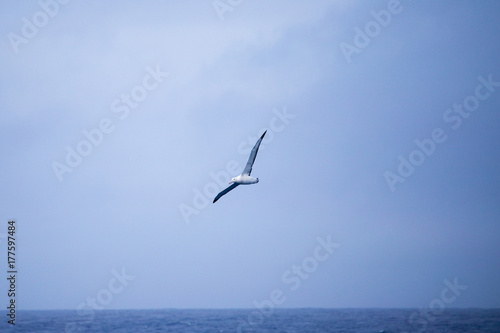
[1,0,499,311]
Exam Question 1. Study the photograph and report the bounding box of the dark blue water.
[2,309,499,332]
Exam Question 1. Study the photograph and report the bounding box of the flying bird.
[213,131,267,203]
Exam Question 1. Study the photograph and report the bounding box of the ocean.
[2,309,499,332]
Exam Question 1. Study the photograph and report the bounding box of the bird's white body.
[230,175,259,185]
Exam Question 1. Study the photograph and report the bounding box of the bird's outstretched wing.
[242,131,266,176]
[213,183,239,203]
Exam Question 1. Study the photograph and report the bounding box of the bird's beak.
[229,181,233,184]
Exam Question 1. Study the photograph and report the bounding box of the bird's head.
[229,177,236,184]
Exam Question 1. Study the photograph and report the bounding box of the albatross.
[213,131,267,203]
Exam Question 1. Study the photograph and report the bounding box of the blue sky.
[1,0,499,312]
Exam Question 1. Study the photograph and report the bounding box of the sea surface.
[2,308,499,332]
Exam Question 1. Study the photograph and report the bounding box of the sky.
[1,0,500,312]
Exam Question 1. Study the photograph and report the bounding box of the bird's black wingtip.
[261,130,267,138]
